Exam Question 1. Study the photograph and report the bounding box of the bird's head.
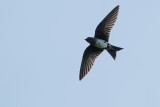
[85,37,94,44]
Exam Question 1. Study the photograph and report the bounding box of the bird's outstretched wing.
[79,45,103,80]
[95,5,119,42]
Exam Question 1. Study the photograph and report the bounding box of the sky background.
[0,0,160,107]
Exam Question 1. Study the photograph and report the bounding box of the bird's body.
[94,38,108,49]
[79,5,123,80]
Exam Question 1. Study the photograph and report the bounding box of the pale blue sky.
[0,0,160,107]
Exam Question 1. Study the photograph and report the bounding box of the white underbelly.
[95,39,108,48]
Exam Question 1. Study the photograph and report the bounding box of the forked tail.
[106,45,123,60]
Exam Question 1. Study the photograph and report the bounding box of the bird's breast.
[94,39,108,49]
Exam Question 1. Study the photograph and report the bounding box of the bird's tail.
[106,45,123,60]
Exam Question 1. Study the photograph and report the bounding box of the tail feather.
[107,45,123,60]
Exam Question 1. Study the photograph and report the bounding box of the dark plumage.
[79,5,123,80]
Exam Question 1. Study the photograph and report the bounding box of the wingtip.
[79,77,82,81]
[79,75,84,81]
[112,5,120,12]
[79,75,83,81]
[116,5,120,9]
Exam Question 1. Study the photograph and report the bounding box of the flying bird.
[79,5,123,80]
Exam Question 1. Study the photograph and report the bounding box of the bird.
[79,5,123,80]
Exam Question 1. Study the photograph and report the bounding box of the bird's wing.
[79,45,103,80]
[95,5,119,42]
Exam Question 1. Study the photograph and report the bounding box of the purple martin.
[79,5,123,80]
